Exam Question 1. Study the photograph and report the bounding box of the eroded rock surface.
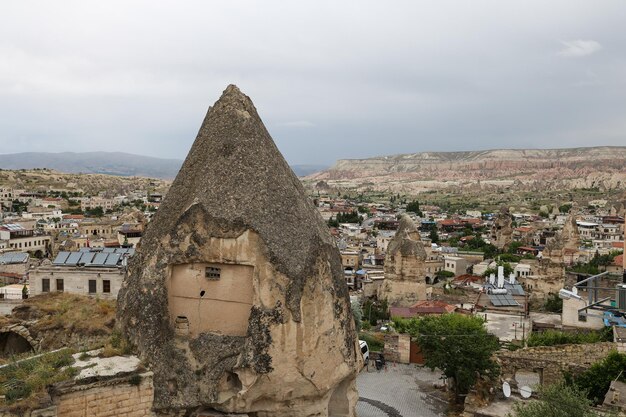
[117,85,359,416]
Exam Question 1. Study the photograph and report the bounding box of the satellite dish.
[520,386,533,399]
[502,382,511,398]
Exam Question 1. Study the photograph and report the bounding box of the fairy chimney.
[117,85,359,416]
[491,206,513,250]
[378,215,431,306]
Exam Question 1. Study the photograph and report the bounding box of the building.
[444,256,469,277]
[340,250,361,271]
[29,248,134,299]
[80,197,116,212]
[0,223,51,256]
[389,300,456,318]
[0,252,30,284]
[379,215,443,306]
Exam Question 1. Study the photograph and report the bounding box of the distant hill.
[0,152,327,179]
[307,146,626,193]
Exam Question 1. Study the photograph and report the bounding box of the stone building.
[490,206,513,250]
[117,85,359,417]
[378,215,442,306]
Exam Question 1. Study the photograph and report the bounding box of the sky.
[1,1,625,165]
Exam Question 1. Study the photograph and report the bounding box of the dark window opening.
[42,278,50,293]
[88,280,97,294]
[56,279,64,292]
[200,290,206,297]
[103,280,110,293]
[205,267,221,280]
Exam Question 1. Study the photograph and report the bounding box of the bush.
[571,350,626,405]
[509,382,600,417]
[526,328,612,347]
[544,293,563,313]
[435,270,455,279]
[0,349,77,406]
[358,332,384,352]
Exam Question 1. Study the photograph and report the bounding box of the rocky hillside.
[0,169,170,197]
[307,146,626,193]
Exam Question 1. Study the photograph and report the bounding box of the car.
[359,340,369,365]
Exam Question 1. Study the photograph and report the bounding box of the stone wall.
[498,342,616,385]
[0,373,154,417]
[54,373,154,417]
[383,333,410,364]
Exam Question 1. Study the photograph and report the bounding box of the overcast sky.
[1,1,625,165]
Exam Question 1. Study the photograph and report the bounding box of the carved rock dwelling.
[117,85,359,417]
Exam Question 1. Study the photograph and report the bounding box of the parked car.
[359,340,369,365]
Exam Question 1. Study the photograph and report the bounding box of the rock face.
[308,147,626,193]
[379,215,438,306]
[117,85,359,416]
[543,212,581,265]
[490,207,513,250]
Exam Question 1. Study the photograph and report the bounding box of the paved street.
[356,364,448,417]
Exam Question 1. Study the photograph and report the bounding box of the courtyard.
[356,363,448,417]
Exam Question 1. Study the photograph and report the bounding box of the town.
[2,2,626,415]
[0,152,624,416]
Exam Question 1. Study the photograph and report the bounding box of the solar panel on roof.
[53,252,71,265]
[488,294,520,307]
[91,253,109,265]
[11,253,28,263]
[102,248,116,253]
[65,252,83,265]
[104,253,121,266]
[79,247,91,252]
[79,252,96,265]
[127,248,135,256]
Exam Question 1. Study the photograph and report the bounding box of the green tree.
[544,293,563,313]
[509,382,601,417]
[558,204,572,213]
[406,200,423,216]
[571,350,626,405]
[429,228,440,244]
[482,261,513,277]
[351,301,363,332]
[408,314,500,402]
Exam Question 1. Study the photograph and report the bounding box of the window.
[56,279,64,292]
[88,280,97,294]
[578,313,587,322]
[205,267,221,280]
[42,278,50,293]
[103,280,111,293]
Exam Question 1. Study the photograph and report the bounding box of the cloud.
[275,120,315,128]
[558,40,602,57]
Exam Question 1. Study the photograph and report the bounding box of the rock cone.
[118,85,359,416]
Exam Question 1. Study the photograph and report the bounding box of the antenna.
[502,381,511,398]
[520,386,532,399]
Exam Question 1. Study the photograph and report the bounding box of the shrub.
[571,350,626,405]
[526,328,612,347]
